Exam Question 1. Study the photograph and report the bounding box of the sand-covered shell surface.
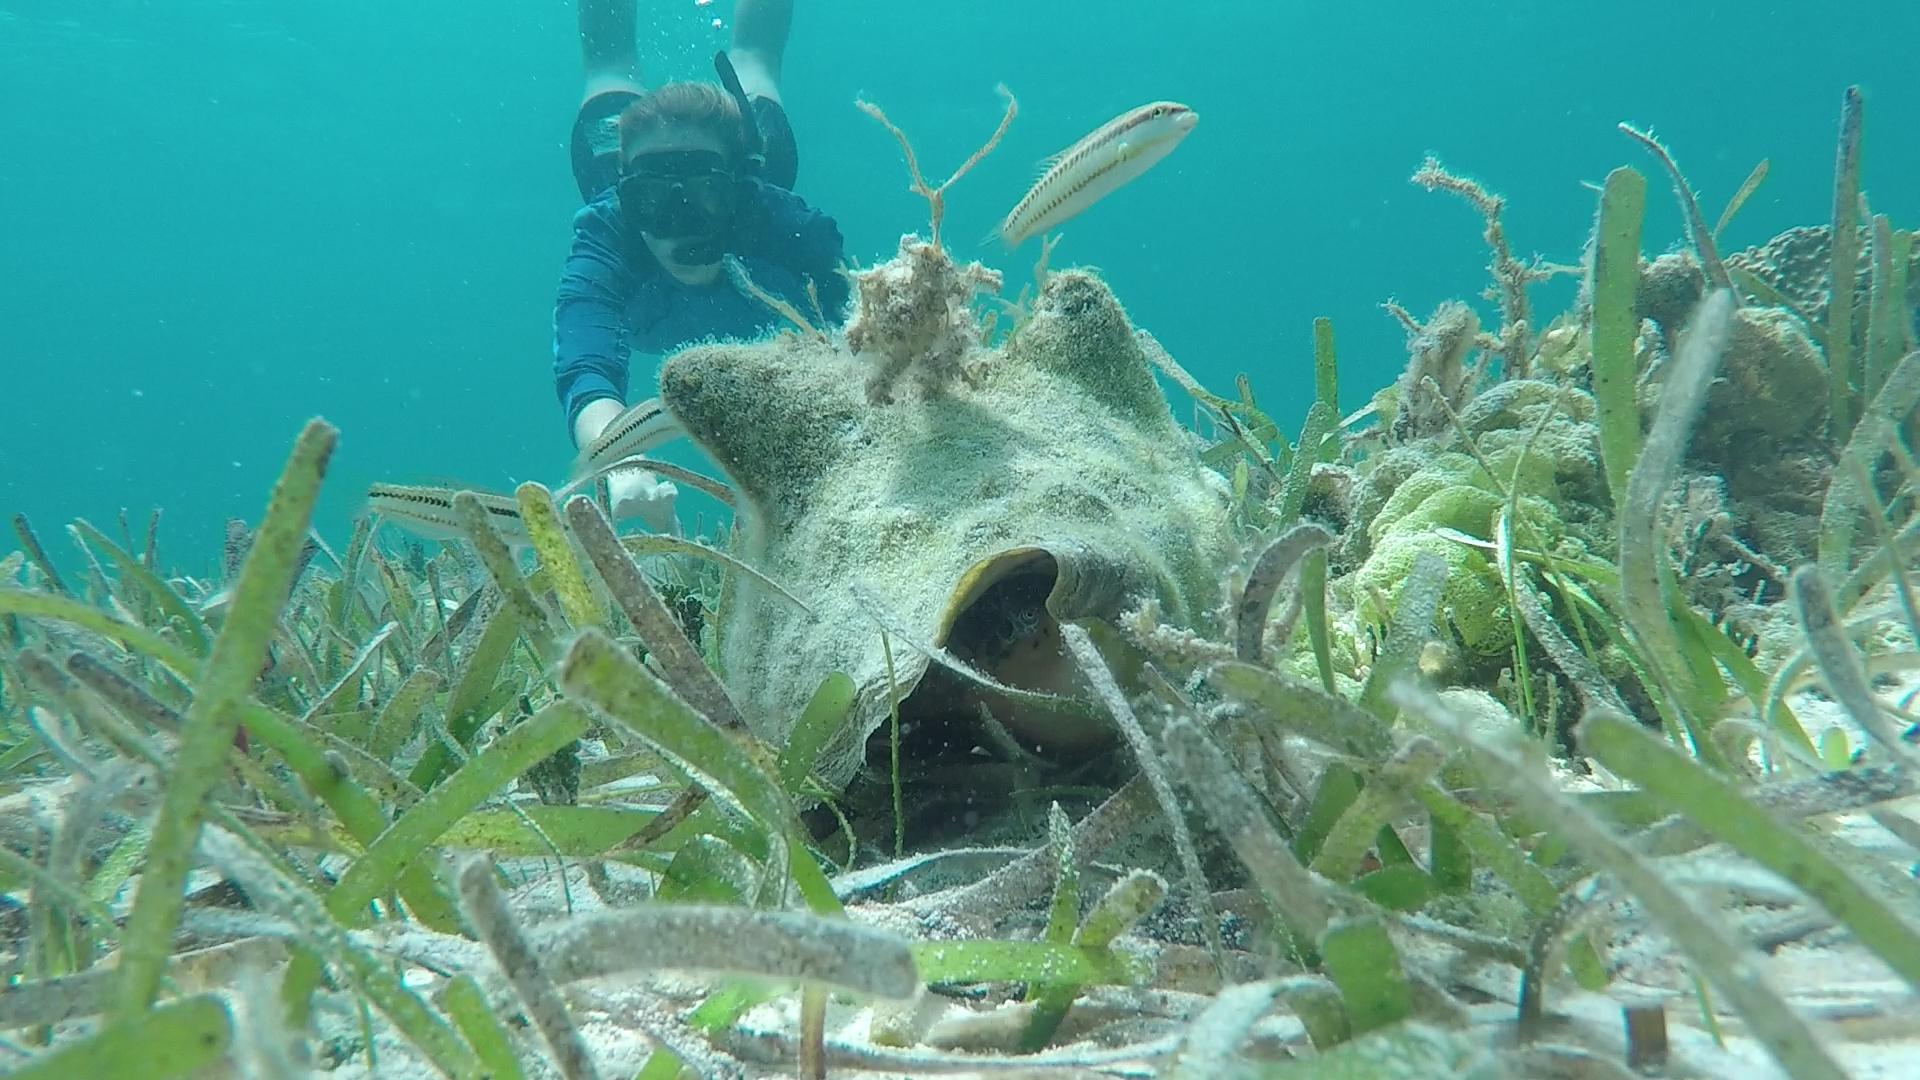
[658,269,1236,789]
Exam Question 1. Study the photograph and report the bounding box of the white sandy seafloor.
[224,667,1920,1080]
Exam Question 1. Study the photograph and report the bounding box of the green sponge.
[1353,447,1570,655]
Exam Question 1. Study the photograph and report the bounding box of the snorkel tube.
[713,50,766,177]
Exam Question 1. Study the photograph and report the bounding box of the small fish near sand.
[998,101,1198,247]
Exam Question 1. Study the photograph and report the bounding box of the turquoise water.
[3,1,1916,570]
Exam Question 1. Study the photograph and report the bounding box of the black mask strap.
[713,50,766,177]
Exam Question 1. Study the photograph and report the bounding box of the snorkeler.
[554,0,849,530]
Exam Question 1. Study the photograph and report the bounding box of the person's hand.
[606,466,680,534]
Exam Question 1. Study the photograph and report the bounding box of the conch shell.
[659,270,1235,789]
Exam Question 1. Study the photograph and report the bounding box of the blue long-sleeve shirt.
[552,178,849,431]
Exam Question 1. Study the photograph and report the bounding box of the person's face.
[620,123,735,286]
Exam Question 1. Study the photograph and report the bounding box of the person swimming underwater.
[553,0,848,531]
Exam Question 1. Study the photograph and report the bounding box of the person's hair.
[617,82,749,168]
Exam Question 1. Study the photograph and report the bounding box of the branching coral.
[1412,156,1550,379]
[1383,300,1482,444]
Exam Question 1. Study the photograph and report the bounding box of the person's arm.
[553,206,682,531]
[554,199,637,444]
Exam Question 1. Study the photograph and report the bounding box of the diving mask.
[618,149,739,250]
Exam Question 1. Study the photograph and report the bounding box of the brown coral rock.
[1698,306,1829,447]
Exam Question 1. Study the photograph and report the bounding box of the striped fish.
[999,102,1198,247]
[571,397,684,483]
[365,484,531,547]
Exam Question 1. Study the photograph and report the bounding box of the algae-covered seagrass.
[659,267,1235,789]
